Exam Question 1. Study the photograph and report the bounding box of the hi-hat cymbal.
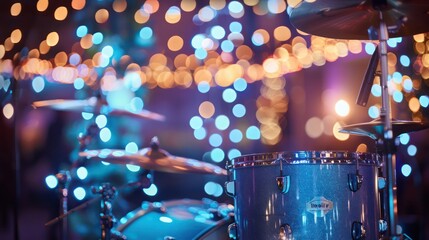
[32,97,165,121]
[79,148,227,176]
[289,0,429,40]
[339,119,429,139]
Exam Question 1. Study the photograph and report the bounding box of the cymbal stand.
[55,170,71,240]
[91,183,127,240]
[377,20,400,239]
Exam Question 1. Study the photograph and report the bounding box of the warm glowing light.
[54,52,68,66]
[95,9,109,23]
[167,36,184,51]
[274,26,291,42]
[54,6,68,21]
[181,0,196,12]
[10,29,22,44]
[11,3,22,16]
[333,122,350,141]
[335,100,350,117]
[46,32,60,47]
[409,97,420,112]
[135,9,150,24]
[165,6,181,24]
[3,103,14,119]
[199,101,215,118]
[71,0,86,10]
[113,0,127,12]
[305,117,324,138]
[39,40,50,54]
[37,0,49,12]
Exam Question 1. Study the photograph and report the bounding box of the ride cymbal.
[339,118,429,139]
[32,97,165,121]
[289,0,429,40]
[79,148,227,176]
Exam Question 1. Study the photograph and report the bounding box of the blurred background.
[0,0,428,239]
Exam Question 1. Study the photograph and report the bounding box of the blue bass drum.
[225,151,381,240]
[116,198,233,240]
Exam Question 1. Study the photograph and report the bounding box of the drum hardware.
[45,179,151,239]
[276,159,290,194]
[348,157,363,192]
[79,136,227,175]
[55,170,71,240]
[290,1,429,238]
[351,221,366,240]
[227,222,238,239]
[279,224,293,240]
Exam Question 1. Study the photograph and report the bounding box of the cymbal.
[32,97,165,121]
[79,148,227,176]
[339,119,429,139]
[289,0,429,40]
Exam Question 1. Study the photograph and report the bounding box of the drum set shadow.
[37,1,429,240]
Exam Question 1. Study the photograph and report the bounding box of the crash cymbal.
[289,0,429,40]
[32,97,165,121]
[79,148,227,176]
[339,118,429,139]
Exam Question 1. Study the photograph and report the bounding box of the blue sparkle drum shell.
[226,151,381,240]
[116,199,233,240]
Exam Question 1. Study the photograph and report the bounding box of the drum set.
[37,1,429,240]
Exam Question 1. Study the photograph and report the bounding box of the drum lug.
[225,181,235,197]
[351,221,366,240]
[378,177,386,190]
[276,176,290,193]
[279,224,293,240]
[348,173,363,192]
[228,222,238,239]
[378,219,388,234]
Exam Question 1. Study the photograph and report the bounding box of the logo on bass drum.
[306,196,333,217]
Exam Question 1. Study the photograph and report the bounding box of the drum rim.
[227,150,380,168]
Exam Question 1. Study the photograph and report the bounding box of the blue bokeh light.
[401,164,412,177]
[221,40,234,52]
[74,77,85,90]
[398,133,410,145]
[125,142,139,153]
[190,116,204,130]
[232,104,246,118]
[368,105,380,119]
[209,133,223,147]
[100,128,112,142]
[139,27,153,40]
[228,149,241,160]
[195,48,208,60]
[400,55,410,67]
[76,25,88,38]
[102,45,114,58]
[246,126,261,140]
[371,84,381,97]
[222,88,237,103]
[32,76,45,93]
[215,115,230,130]
[228,1,244,14]
[73,187,86,200]
[233,78,247,92]
[407,145,417,156]
[420,95,429,107]
[210,148,225,162]
[392,90,403,103]
[76,167,88,180]
[365,43,376,54]
[143,184,158,196]
[197,81,210,93]
[92,32,103,45]
[82,112,94,120]
[194,127,207,140]
[229,129,243,143]
[95,115,107,128]
[45,175,58,189]
[211,25,226,40]
[191,34,205,49]
[229,21,242,33]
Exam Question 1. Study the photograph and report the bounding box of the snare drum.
[225,151,380,240]
[116,198,233,240]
